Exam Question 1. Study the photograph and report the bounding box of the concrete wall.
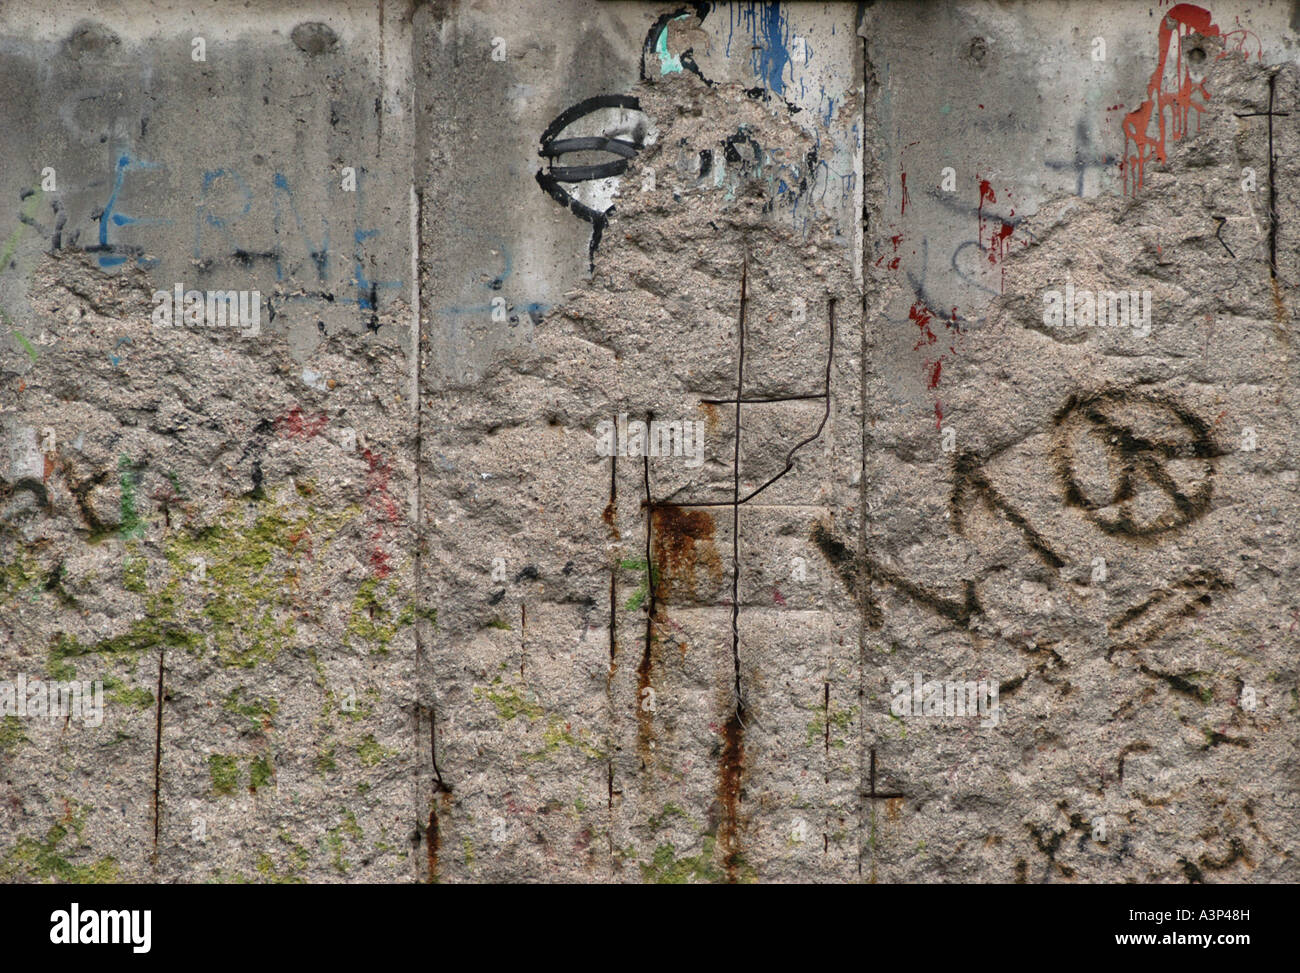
[0,0,1295,882]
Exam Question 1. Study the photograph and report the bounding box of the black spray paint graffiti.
[535,94,648,269]
[816,386,1230,663]
[1052,388,1219,539]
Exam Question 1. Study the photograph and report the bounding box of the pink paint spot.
[772,587,786,606]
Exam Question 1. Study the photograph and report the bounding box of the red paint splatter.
[772,587,786,606]
[909,300,937,350]
[875,232,905,270]
[1121,4,1258,196]
[926,360,943,389]
[934,401,944,429]
[277,405,328,440]
[909,300,964,426]
[975,179,1018,292]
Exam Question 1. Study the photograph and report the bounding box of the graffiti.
[539,3,848,268]
[535,94,649,268]
[88,154,167,269]
[1120,3,1260,195]
[1,147,401,333]
[728,2,794,97]
[641,3,713,83]
[1052,389,1220,538]
[1107,567,1232,659]
[817,387,1230,672]
[1045,120,1118,197]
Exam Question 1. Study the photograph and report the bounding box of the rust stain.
[1270,276,1289,345]
[717,706,745,883]
[602,499,620,539]
[699,401,721,438]
[651,503,722,602]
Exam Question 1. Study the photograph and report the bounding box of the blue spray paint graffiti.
[93,154,166,269]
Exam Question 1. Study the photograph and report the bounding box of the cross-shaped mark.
[1234,74,1290,280]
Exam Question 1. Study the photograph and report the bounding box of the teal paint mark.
[656,14,690,75]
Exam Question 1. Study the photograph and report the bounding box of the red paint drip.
[1119,4,1256,196]
[977,178,996,249]
[927,360,943,390]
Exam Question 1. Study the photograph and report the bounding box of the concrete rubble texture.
[0,0,1295,883]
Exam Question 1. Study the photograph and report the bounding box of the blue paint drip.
[736,2,791,96]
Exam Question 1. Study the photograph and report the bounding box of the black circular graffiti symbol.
[1052,389,1219,538]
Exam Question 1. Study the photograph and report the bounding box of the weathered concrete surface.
[1,0,1297,883]
[859,0,1299,882]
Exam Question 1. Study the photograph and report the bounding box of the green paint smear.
[640,838,723,884]
[10,328,37,362]
[475,679,544,722]
[355,734,396,767]
[324,810,363,874]
[118,455,144,540]
[223,686,279,731]
[620,557,658,612]
[249,754,274,792]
